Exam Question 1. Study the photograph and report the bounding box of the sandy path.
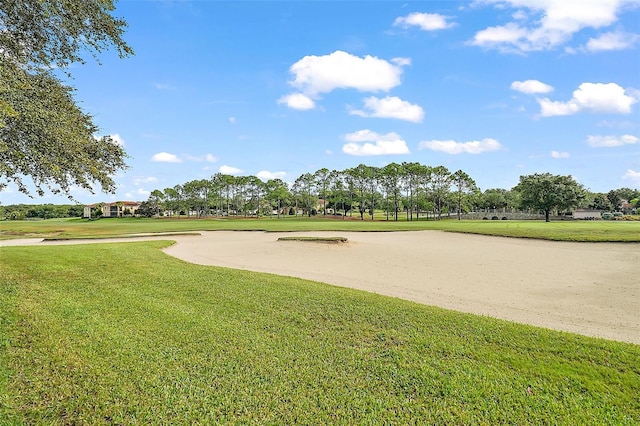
[3,231,638,344]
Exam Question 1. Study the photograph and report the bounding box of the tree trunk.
[545,209,550,222]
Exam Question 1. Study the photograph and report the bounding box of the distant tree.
[380,163,403,221]
[149,189,165,217]
[136,201,155,217]
[613,187,639,203]
[514,173,585,222]
[115,201,124,217]
[292,173,315,217]
[0,0,133,199]
[607,190,623,211]
[328,170,348,218]
[451,170,478,220]
[589,193,612,211]
[429,166,452,220]
[265,178,290,219]
[313,168,331,216]
[481,189,508,211]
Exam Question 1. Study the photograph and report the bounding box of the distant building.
[573,208,601,220]
[83,201,142,218]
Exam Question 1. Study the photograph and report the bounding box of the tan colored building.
[573,208,601,220]
[83,201,141,218]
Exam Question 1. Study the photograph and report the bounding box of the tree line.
[0,204,84,220]
[134,163,640,222]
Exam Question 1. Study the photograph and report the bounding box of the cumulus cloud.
[256,171,286,180]
[585,30,640,51]
[391,57,412,66]
[151,152,181,163]
[393,12,455,31]
[471,0,632,52]
[126,188,151,199]
[342,130,410,156]
[551,150,570,158]
[185,153,219,162]
[418,138,502,154]
[349,96,425,122]
[587,134,639,147]
[277,93,315,110]
[510,79,554,94]
[133,176,159,186]
[287,50,407,96]
[155,83,176,91]
[623,169,640,185]
[219,165,242,175]
[538,82,637,116]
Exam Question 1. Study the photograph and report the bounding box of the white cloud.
[125,188,151,199]
[278,93,315,110]
[349,96,425,123]
[393,12,455,31]
[133,176,159,186]
[538,82,637,116]
[155,83,176,91]
[510,79,554,94]
[585,30,640,51]
[151,152,181,163]
[623,169,640,186]
[256,171,286,180]
[391,57,412,67]
[185,153,219,162]
[342,130,410,156]
[229,117,237,124]
[587,134,639,147]
[471,0,633,52]
[219,165,242,175]
[287,50,406,96]
[418,138,502,154]
[109,134,125,147]
[551,150,570,158]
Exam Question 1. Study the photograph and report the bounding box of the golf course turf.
[1,218,639,423]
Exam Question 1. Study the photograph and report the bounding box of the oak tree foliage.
[0,0,133,198]
[514,173,585,222]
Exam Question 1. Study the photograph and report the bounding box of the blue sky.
[3,0,640,205]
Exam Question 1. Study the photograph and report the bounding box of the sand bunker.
[4,231,638,344]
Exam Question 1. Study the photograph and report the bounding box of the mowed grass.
[1,216,640,241]
[1,242,639,424]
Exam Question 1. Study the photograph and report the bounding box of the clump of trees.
[0,204,84,220]
[137,163,478,221]
[136,164,634,222]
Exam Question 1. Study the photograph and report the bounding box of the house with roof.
[83,201,142,218]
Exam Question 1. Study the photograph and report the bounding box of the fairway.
[9,229,637,344]
[1,241,639,424]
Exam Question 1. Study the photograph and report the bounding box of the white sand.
[3,231,638,344]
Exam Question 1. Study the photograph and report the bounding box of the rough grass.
[277,236,348,243]
[1,216,639,242]
[1,242,638,424]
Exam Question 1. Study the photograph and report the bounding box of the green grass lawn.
[1,242,639,424]
[2,216,640,241]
